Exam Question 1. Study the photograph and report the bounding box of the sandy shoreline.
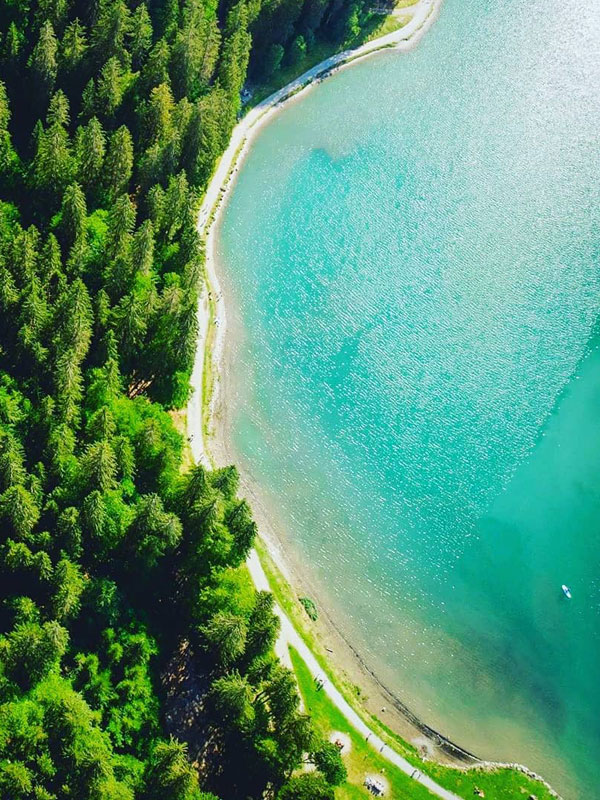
[188,0,455,754]
[187,2,560,796]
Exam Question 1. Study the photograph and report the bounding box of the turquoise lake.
[217,0,600,796]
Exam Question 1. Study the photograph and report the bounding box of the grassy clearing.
[423,761,556,800]
[290,646,436,800]
[248,14,407,106]
[257,540,558,800]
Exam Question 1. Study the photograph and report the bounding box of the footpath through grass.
[290,646,436,800]
[258,541,558,800]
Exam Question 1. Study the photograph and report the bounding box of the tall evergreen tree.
[60,17,88,72]
[30,19,59,93]
[75,116,106,191]
[104,124,133,198]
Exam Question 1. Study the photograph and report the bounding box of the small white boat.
[561,584,572,599]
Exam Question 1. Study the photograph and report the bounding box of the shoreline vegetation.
[187,1,562,798]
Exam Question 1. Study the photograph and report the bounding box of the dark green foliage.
[249,0,369,78]
[299,595,318,621]
[0,0,368,797]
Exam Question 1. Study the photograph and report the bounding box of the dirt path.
[247,553,465,800]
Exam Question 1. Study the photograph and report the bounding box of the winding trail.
[186,3,475,798]
[248,551,465,800]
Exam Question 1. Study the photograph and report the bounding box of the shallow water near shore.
[216,0,600,796]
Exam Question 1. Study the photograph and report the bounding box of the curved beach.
[186,0,576,796]
[186,0,487,781]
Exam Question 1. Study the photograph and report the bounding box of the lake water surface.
[217,1,600,796]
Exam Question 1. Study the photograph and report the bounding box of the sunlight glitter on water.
[218,1,600,797]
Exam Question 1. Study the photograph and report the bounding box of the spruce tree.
[129,3,153,69]
[75,116,106,191]
[30,19,59,93]
[60,17,88,72]
[96,56,125,117]
[104,125,133,198]
[60,183,87,249]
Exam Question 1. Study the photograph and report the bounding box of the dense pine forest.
[0,0,364,798]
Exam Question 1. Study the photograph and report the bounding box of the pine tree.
[0,81,19,178]
[57,505,83,558]
[3,22,24,63]
[141,38,171,93]
[18,275,50,368]
[211,672,254,728]
[104,125,133,199]
[1,619,68,688]
[96,56,125,117]
[201,611,247,667]
[0,484,40,539]
[54,350,83,425]
[47,87,70,126]
[111,290,149,361]
[87,405,117,441]
[162,170,190,242]
[80,440,118,492]
[129,3,153,70]
[30,20,59,93]
[106,194,135,268]
[75,116,106,191]
[60,183,87,250]
[126,493,182,567]
[39,233,63,285]
[91,0,132,66]
[82,488,108,542]
[170,8,220,100]
[53,278,93,362]
[218,3,251,117]
[146,82,175,145]
[144,739,203,800]
[10,225,41,286]
[51,558,85,620]
[131,220,155,277]
[37,0,69,30]
[32,92,74,195]
[60,17,88,72]
[80,77,97,118]
[0,430,26,490]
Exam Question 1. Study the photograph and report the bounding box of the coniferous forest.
[0,0,363,798]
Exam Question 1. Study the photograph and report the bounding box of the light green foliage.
[299,596,318,621]
[286,35,307,66]
[277,774,335,800]
[129,3,153,69]
[144,738,202,800]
